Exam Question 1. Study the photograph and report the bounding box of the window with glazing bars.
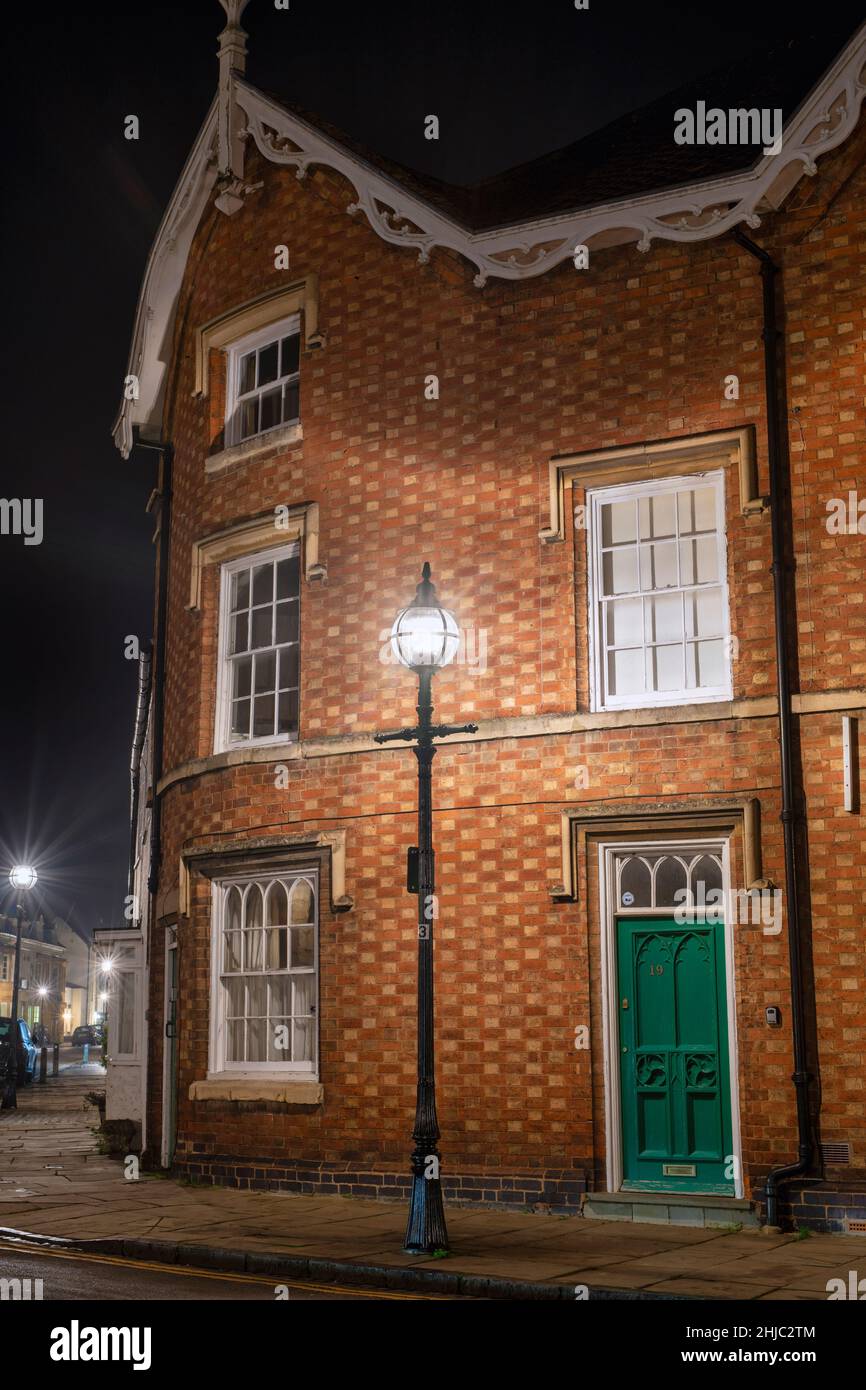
[214,873,318,1074]
[227,315,300,444]
[219,545,300,748]
[588,471,731,709]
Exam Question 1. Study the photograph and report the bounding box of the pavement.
[1,1065,865,1301]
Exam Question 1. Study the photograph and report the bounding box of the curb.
[0,1227,698,1300]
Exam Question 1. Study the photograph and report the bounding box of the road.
[0,1241,451,1301]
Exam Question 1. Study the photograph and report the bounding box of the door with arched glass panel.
[613,848,734,1194]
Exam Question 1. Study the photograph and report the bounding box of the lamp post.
[375,564,477,1254]
[7,865,38,1107]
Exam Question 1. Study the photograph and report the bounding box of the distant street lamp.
[9,866,37,892]
[375,564,477,1254]
[6,865,38,1107]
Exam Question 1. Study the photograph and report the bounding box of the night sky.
[1,0,862,933]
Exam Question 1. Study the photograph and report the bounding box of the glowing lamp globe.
[9,865,37,892]
[390,564,460,671]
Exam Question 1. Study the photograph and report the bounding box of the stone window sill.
[190,1077,323,1104]
[206,422,303,475]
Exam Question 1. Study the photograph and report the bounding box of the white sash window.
[210,871,318,1077]
[588,471,732,710]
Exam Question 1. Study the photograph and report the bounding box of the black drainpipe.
[731,228,813,1226]
[127,645,153,906]
[132,433,172,900]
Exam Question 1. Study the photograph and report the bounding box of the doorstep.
[582,1191,760,1229]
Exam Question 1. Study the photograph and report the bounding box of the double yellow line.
[0,1237,449,1300]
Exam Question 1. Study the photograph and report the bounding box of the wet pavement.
[2,1067,866,1300]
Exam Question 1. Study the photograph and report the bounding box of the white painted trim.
[113,101,219,458]
[115,28,866,455]
[207,869,320,1079]
[95,929,144,1066]
[160,935,177,1169]
[237,32,866,286]
[587,471,733,712]
[597,836,743,1198]
[214,539,300,754]
[842,714,857,812]
[721,837,744,1200]
[224,312,301,448]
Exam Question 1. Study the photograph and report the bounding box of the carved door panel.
[617,918,734,1194]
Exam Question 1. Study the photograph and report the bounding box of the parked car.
[71,1024,103,1047]
[0,1018,39,1085]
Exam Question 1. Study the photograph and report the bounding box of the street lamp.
[9,866,37,892]
[6,865,38,1108]
[375,564,477,1254]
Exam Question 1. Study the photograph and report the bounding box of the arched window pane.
[290,879,314,923]
[266,882,288,926]
[225,885,242,933]
[691,854,723,901]
[619,857,651,908]
[219,872,318,1073]
[244,883,263,930]
[654,855,687,907]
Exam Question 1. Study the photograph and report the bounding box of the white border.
[160,934,178,1169]
[213,540,300,754]
[597,835,743,1198]
[207,868,320,1079]
[225,312,300,447]
[587,470,732,712]
[237,32,866,288]
[95,929,144,1066]
[115,29,866,453]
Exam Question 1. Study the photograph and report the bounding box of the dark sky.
[1,0,863,934]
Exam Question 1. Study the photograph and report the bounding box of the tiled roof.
[267,24,861,231]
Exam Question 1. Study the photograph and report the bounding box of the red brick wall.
[144,115,866,1220]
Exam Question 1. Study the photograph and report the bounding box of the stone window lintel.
[193,277,322,400]
[539,426,767,544]
[550,797,765,901]
[187,502,325,610]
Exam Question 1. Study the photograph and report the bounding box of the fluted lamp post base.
[404,1147,448,1254]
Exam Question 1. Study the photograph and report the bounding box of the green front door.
[617,917,734,1194]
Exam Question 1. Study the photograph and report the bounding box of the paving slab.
[646,1275,783,1298]
[558,1268,664,1290]
[2,1069,862,1301]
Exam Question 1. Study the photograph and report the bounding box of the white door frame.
[160,934,178,1169]
[597,835,743,1198]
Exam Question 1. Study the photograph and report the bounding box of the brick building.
[113,5,866,1231]
[0,912,68,1041]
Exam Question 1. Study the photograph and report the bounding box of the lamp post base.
[403,1171,449,1254]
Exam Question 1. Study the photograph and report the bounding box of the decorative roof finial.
[216,1,252,213]
[218,0,251,79]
